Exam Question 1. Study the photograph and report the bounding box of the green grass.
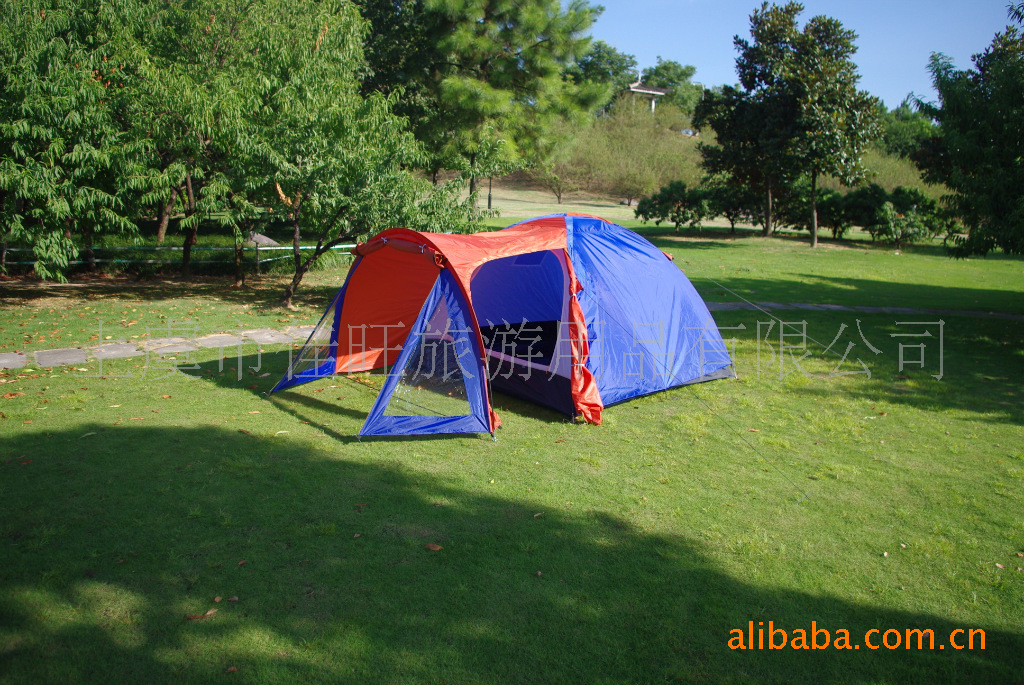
[1,226,1023,683]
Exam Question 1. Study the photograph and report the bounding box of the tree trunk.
[809,172,819,248]
[82,223,96,272]
[763,182,774,237]
[468,152,477,196]
[281,210,304,310]
[280,264,308,311]
[156,187,177,243]
[233,227,247,288]
[181,174,198,277]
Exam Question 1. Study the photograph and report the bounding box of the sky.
[588,0,1017,110]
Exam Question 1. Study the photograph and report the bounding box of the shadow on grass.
[0,274,344,313]
[1,424,1021,684]
[179,351,574,441]
[713,310,1024,428]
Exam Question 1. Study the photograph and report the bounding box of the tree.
[566,40,637,112]
[640,57,704,116]
[0,0,147,279]
[914,5,1024,256]
[693,84,798,237]
[225,0,479,309]
[876,98,936,159]
[786,9,880,247]
[635,181,712,232]
[355,0,604,192]
[695,2,878,245]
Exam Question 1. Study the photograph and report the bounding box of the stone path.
[1,303,1021,371]
[0,325,316,370]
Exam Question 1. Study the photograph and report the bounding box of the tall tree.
[915,5,1024,256]
[694,2,878,245]
[786,10,879,247]
[355,0,603,191]
[0,0,147,279]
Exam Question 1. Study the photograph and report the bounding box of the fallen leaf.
[747,428,760,432]
[108,404,121,408]
[259,372,270,377]
[237,560,246,566]
[227,596,238,602]
[22,420,32,424]
[205,608,217,617]
[3,392,24,399]
[129,417,144,421]
[161,394,171,399]
[878,412,888,416]
[247,410,260,414]
[214,596,222,603]
[533,512,544,518]
[536,571,542,577]
[900,543,907,549]
[1017,552,1023,557]
[225,667,238,674]
[248,384,259,390]
[555,439,565,443]
[19,459,32,465]
[996,563,1005,569]
[238,429,251,435]
[425,543,443,551]
[883,552,889,557]
[353,533,362,538]
[185,614,204,620]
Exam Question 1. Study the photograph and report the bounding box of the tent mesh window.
[384,296,472,417]
[286,298,338,380]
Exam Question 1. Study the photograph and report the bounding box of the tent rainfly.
[271,214,734,437]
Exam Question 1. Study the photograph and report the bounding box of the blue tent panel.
[270,279,350,394]
[360,269,491,437]
[566,215,732,407]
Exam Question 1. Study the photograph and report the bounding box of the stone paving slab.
[142,336,189,351]
[286,326,316,340]
[35,347,88,367]
[93,343,144,359]
[150,341,200,354]
[195,333,246,349]
[241,328,295,344]
[0,352,27,369]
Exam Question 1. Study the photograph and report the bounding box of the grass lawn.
[1,220,1023,683]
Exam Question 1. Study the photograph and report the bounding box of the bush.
[868,202,931,248]
[635,181,712,231]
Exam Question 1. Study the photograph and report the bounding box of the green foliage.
[640,57,704,116]
[356,0,604,187]
[915,10,1024,256]
[565,39,636,112]
[695,2,879,244]
[875,99,936,159]
[868,201,931,248]
[635,181,712,232]
[0,0,148,279]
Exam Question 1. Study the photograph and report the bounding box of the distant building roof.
[627,80,667,97]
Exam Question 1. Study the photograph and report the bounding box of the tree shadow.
[180,351,574,439]
[1,424,1020,683]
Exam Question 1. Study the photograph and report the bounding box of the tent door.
[359,270,491,437]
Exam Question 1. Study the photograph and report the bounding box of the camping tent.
[270,213,733,437]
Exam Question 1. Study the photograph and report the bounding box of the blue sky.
[588,0,1016,109]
